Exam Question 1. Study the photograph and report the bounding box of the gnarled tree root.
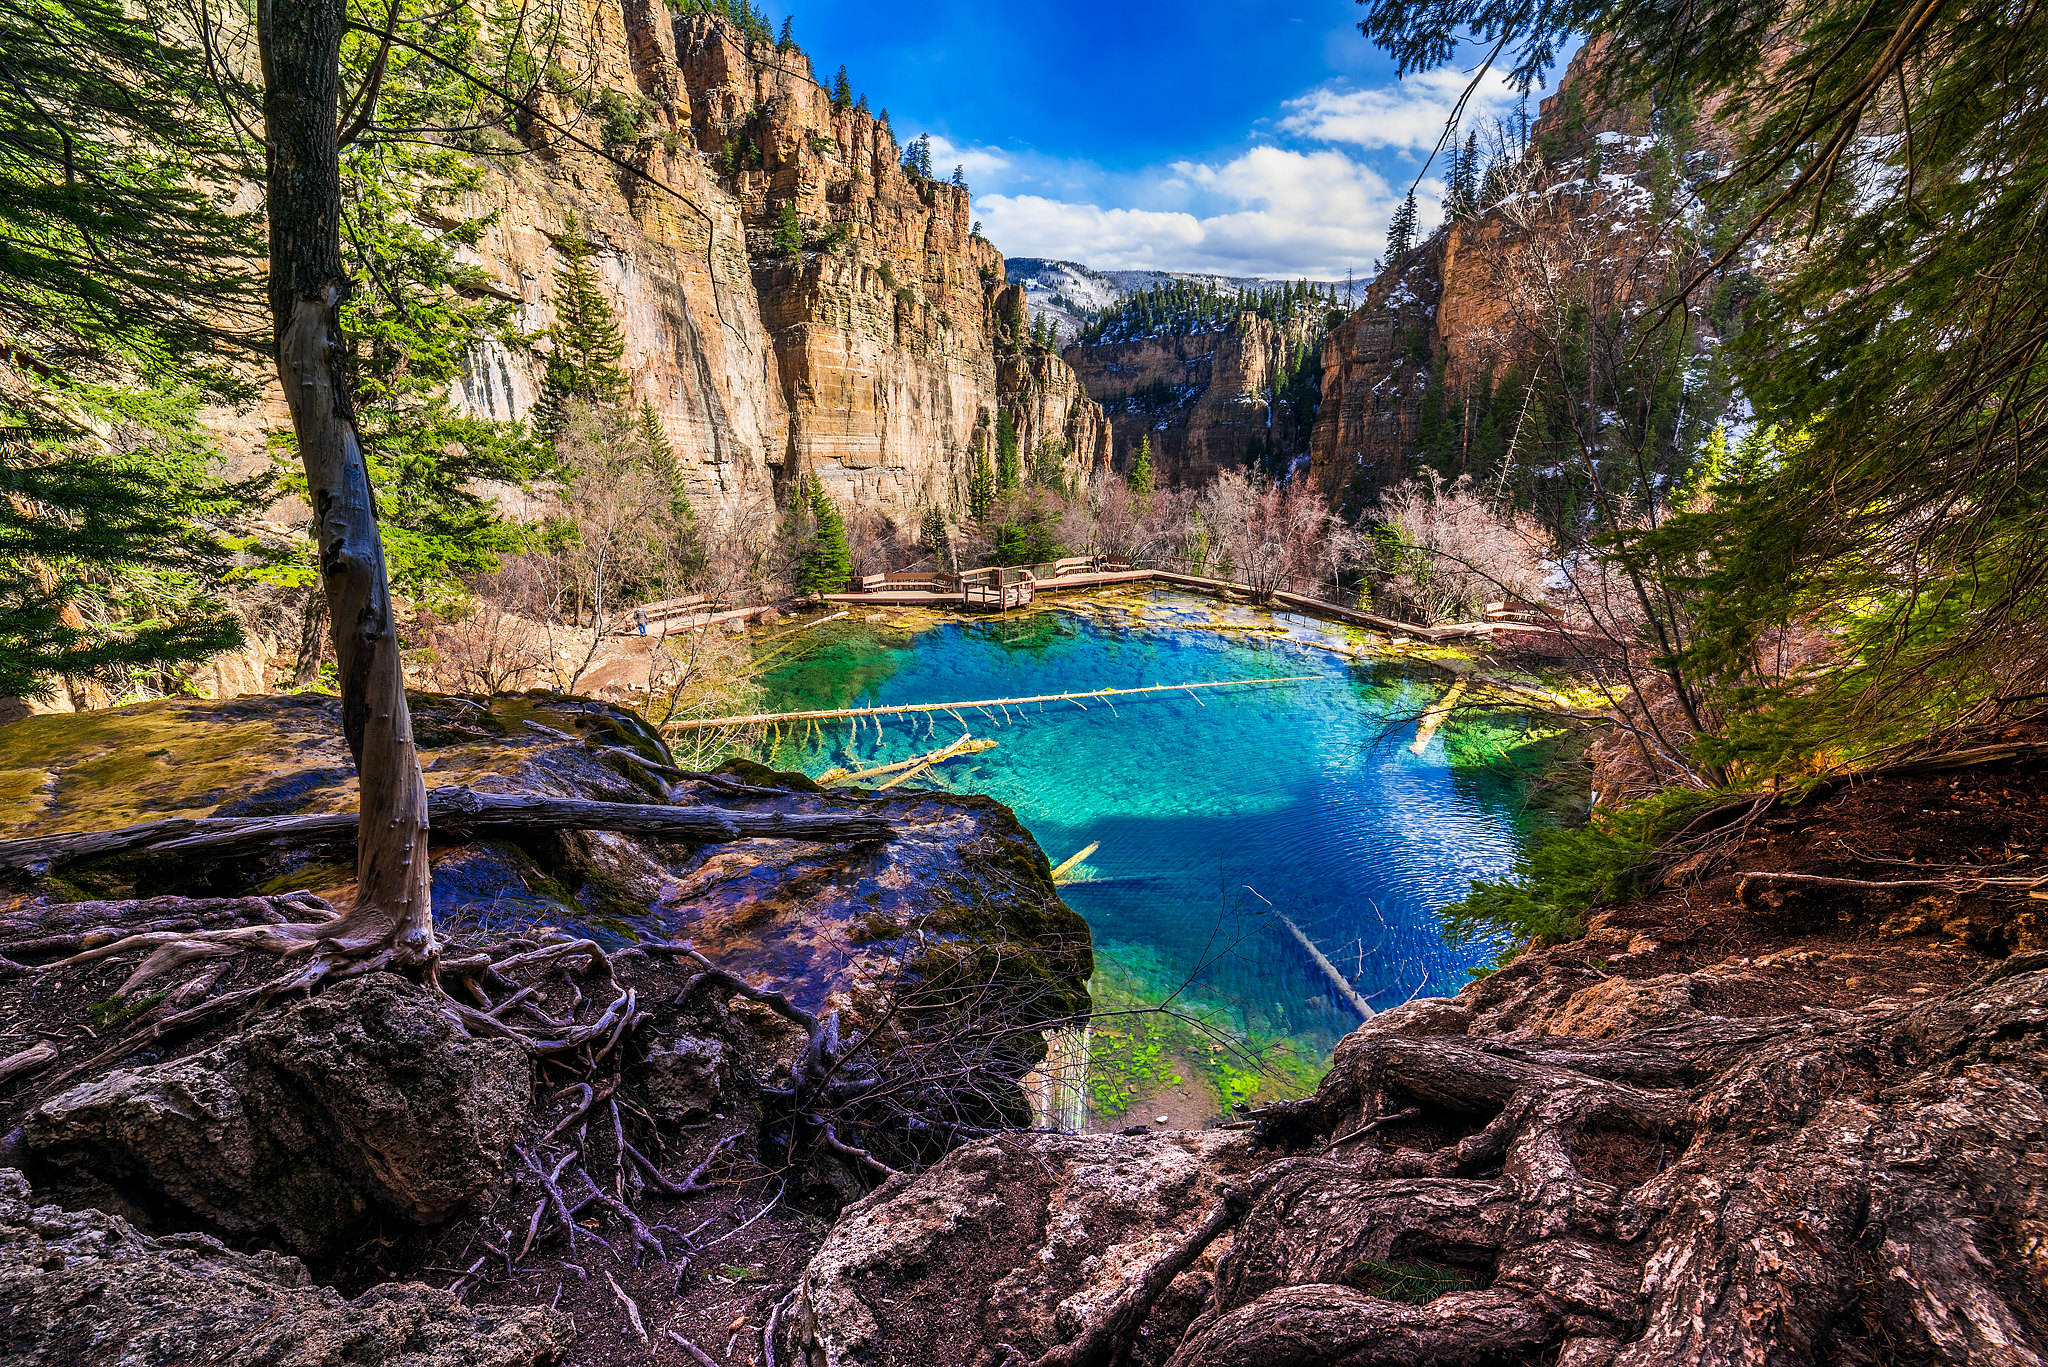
[1031,964,2048,1367]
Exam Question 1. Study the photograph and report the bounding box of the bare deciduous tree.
[428,560,554,695]
[1369,471,1551,624]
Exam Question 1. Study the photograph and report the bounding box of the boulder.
[25,973,529,1256]
[794,1130,1255,1367]
[0,1167,569,1366]
[641,1032,733,1124]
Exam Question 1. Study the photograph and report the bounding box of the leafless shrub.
[842,492,905,580]
[1368,471,1552,624]
[702,484,784,609]
[1198,468,1334,596]
[542,405,700,691]
[429,559,555,694]
[643,620,760,730]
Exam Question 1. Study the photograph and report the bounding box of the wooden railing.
[959,566,1035,610]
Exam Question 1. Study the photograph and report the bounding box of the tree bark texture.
[1156,963,2048,1367]
[259,0,432,959]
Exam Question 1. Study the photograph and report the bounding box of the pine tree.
[1452,132,1481,217]
[1128,433,1155,495]
[776,15,794,50]
[967,438,995,522]
[2,423,256,702]
[919,505,951,570]
[0,0,269,698]
[1007,290,1027,354]
[951,165,966,187]
[637,398,672,469]
[536,214,630,437]
[995,411,1021,492]
[638,398,706,582]
[1031,310,1048,348]
[796,475,851,594]
[773,199,803,256]
[1386,190,1418,259]
[900,132,932,179]
[832,67,853,111]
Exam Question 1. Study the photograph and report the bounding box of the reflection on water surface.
[755,591,1537,1069]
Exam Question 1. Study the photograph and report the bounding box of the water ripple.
[757,594,1530,1056]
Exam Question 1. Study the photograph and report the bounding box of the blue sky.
[770,1,1559,278]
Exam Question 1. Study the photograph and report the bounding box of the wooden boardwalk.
[823,568,1500,641]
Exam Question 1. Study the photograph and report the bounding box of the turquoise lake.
[753,590,1535,1059]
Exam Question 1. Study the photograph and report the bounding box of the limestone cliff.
[379,8,1107,526]
[1060,314,1319,483]
[1307,42,1738,502]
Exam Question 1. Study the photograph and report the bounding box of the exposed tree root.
[1014,961,2048,1367]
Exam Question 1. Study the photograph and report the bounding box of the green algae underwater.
[749,589,1580,1125]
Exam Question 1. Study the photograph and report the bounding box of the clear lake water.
[752,590,1542,1064]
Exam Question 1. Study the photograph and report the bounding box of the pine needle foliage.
[535,213,630,437]
[967,438,996,522]
[1386,190,1419,258]
[0,0,267,696]
[638,398,706,581]
[994,411,1022,493]
[1360,0,2048,770]
[0,412,261,700]
[1440,788,1725,960]
[1075,278,1340,346]
[0,0,263,379]
[795,475,851,594]
[1128,434,1155,494]
[773,199,803,257]
[919,505,951,570]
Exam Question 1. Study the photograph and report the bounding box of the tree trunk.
[292,586,327,687]
[258,0,432,961]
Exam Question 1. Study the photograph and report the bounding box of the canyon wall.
[374,6,1107,527]
[1307,41,1738,501]
[1060,319,1283,483]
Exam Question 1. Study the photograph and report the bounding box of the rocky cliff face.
[385,8,1106,526]
[1307,42,1736,502]
[1061,316,1305,483]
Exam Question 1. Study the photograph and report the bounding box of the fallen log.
[659,676,1325,732]
[0,789,894,873]
[1050,841,1099,882]
[1409,678,1469,755]
[1275,912,1375,1022]
[817,734,997,787]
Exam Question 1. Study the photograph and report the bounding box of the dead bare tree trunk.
[258,0,433,964]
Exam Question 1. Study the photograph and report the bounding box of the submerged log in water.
[659,677,1326,732]
[818,735,999,788]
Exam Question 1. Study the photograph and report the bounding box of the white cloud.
[977,146,1434,279]
[924,134,1012,184]
[1278,65,1524,153]
[925,62,1522,278]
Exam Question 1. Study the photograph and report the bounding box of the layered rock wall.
[314,7,1108,528]
[1306,41,1737,501]
[1060,317,1289,483]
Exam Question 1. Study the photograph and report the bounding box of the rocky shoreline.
[3,697,2044,1366]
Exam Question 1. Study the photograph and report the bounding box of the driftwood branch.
[0,788,895,872]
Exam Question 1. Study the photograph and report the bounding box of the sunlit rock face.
[1061,315,1293,485]
[1307,40,1748,504]
[210,7,1107,528]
